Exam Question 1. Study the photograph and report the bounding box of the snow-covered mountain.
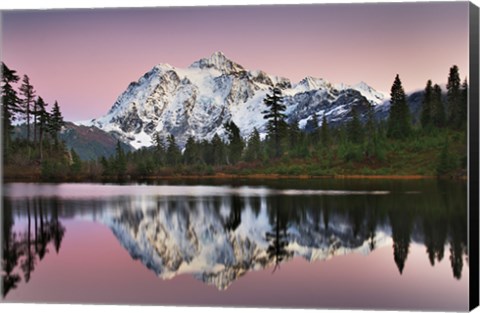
[79,52,386,149]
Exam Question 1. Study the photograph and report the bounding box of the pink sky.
[1,2,470,121]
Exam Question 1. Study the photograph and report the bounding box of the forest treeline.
[1,63,468,181]
[1,63,80,179]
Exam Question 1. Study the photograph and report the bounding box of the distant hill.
[13,122,134,160]
[61,122,134,160]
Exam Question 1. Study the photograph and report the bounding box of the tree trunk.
[34,202,38,253]
[33,108,37,145]
[26,103,30,142]
[39,128,44,161]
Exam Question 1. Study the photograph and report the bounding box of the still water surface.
[1,179,468,310]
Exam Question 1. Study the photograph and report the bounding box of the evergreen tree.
[308,113,320,145]
[211,133,226,166]
[70,148,82,175]
[347,107,364,144]
[288,118,301,153]
[244,128,263,162]
[100,156,110,176]
[1,63,20,151]
[152,132,162,148]
[432,84,446,128]
[437,138,456,176]
[183,136,199,165]
[387,74,411,139]
[446,65,461,128]
[48,101,64,145]
[199,139,214,165]
[35,97,49,160]
[365,105,376,135]
[320,115,330,147]
[262,86,286,158]
[32,97,42,145]
[166,134,181,166]
[420,80,433,129]
[365,104,378,159]
[152,132,166,165]
[19,75,36,142]
[224,121,244,165]
[459,78,468,130]
[114,140,127,176]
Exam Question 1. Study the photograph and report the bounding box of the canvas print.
[1,1,478,311]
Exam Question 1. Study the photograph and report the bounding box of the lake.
[1,179,468,311]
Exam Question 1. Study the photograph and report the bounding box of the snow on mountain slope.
[354,82,385,104]
[79,52,386,149]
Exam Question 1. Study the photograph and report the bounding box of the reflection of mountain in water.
[99,188,467,290]
[2,181,468,295]
[104,195,391,290]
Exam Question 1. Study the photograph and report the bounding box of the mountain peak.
[210,51,228,60]
[190,51,245,74]
[352,81,386,104]
[297,76,330,91]
[353,81,373,91]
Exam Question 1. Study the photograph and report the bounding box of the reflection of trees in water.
[266,197,292,272]
[420,181,467,280]
[366,204,379,251]
[2,197,65,298]
[224,196,242,232]
[2,198,22,297]
[423,212,447,266]
[233,188,467,278]
[1,180,469,295]
[223,195,293,272]
[449,211,467,279]
[390,208,413,274]
[51,199,66,253]
[20,200,35,283]
[261,185,467,279]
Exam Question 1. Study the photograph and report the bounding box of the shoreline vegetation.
[0,173,466,184]
[3,158,468,183]
[2,63,468,183]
